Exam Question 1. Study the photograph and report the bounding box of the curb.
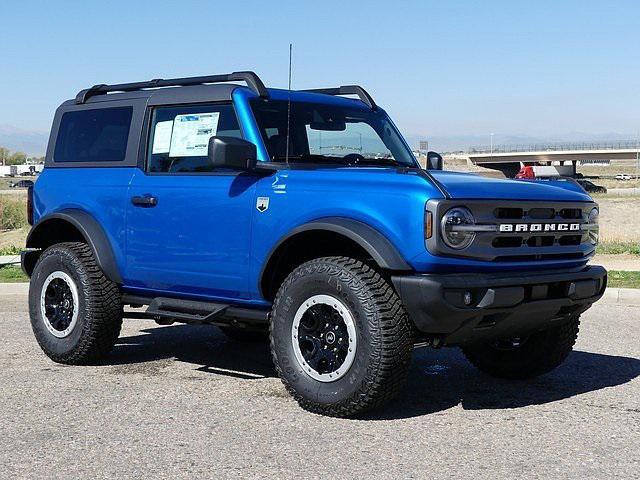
[0,255,21,266]
[1,283,639,305]
[600,287,640,306]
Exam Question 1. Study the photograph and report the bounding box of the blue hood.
[430,171,592,202]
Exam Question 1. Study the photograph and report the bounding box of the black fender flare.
[260,217,412,294]
[25,209,123,284]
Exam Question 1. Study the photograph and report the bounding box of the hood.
[430,171,592,202]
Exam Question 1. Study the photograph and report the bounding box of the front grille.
[427,199,598,262]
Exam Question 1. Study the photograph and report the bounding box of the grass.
[0,244,22,255]
[607,270,640,289]
[597,241,640,255]
[0,265,28,283]
[0,195,28,230]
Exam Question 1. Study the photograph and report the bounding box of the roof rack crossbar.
[303,85,377,110]
[75,71,268,104]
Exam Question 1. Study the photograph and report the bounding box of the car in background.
[615,174,632,181]
[576,179,607,194]
[9,179,34,189]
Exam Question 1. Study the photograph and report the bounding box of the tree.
[7,152,27,165]
[0,147,9,166]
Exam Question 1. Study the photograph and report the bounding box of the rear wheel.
[270,256,414,417]
[462,316,580,379]
[29,242,122,364]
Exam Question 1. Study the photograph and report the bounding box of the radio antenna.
[285,43,293,165]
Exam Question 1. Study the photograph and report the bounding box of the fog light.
[463,291,473,306]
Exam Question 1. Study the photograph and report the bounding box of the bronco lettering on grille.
[499,223,581,233]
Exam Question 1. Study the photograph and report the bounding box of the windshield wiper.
[270,154,403,167]
[352,157,400,167]
[271,154,349,164]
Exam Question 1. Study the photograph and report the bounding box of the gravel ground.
[592,254,640,272]
[0,290,638,479]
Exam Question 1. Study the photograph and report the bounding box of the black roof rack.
[303,85,377,110]
[75,71,269,104]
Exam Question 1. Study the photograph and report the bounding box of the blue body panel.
[430,171,592,201]
[33,86,596,308]
[124,169,258,302]
[32,167,133,274]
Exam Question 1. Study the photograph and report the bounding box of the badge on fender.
[256,197,269,212]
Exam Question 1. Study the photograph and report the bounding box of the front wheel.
[270,257,414,417]
[462,316,580,379]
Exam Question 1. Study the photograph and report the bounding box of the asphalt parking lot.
[1,287,638,479]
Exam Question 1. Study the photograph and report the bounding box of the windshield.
[250,99,417,167]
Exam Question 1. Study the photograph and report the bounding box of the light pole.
[490,133,494,159]
[636,131,639,184]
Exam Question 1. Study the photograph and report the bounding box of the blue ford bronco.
[23,71,606,417]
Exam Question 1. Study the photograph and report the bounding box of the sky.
[1,0,639,144]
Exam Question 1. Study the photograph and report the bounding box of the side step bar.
[147,297,227,324]
[122,294,269,327]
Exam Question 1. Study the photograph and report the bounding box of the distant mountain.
[0,125,48,156]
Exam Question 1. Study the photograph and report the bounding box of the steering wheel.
[342,153,366,165]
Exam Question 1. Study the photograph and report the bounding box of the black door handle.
[131,195,158,207]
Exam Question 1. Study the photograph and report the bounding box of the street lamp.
[490,133,494,158]
[636,131,639,184]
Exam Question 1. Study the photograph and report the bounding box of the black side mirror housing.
[426,151,443,170]
[208,136,257,170]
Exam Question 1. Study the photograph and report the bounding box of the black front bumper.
[392,265,607,346]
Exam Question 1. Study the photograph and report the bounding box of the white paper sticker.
[169,112,220,157]
[152,121,174,154]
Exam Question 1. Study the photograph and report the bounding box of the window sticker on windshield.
[152,121,174,154]
[169,112,220,157]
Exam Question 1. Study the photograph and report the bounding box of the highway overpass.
[467,142,639,177]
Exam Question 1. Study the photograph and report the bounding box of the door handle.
[131,195,158,207]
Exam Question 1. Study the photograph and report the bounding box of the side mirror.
[426,151,443,170]
[208,136,257,170]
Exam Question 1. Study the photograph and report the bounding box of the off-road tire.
[462,315,580,379]
[270,256,414,417]
[29,242,122,364]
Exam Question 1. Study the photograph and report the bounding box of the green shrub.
[0,196,27,230]
[0,245,21,255]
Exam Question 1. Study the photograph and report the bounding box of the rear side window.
[147,103,242,173]
[54,107,132,163]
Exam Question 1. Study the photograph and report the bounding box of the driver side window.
[147,103,242,173]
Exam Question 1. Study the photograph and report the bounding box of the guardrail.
[469,141,640,154]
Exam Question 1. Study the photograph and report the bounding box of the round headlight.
[441,207,476,249]
[588,207,599,245]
